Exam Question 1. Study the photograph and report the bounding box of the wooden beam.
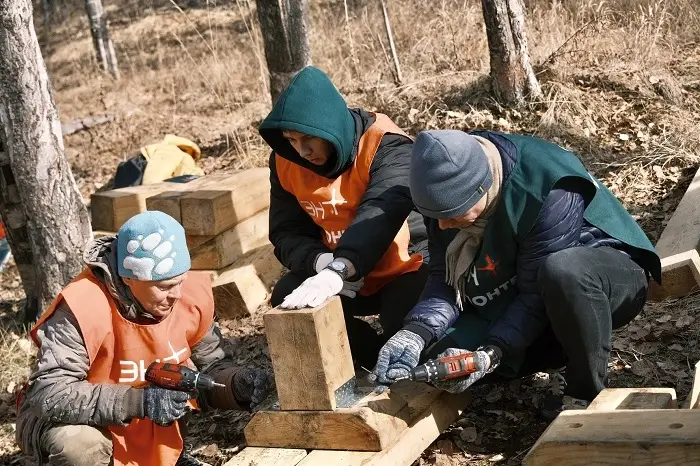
[180,167,271,236]
[648,166,700,301]
[684,360,700,409]
[145,173,236,222]
[524,410,700,465]
[587,388,677,411]
[188,209,269,270]
[223,447,307,466]
[295,390,472,466]
[90,182,180,231]
[245,382,443,451]
[207,244,283,319]
[263,296,355,411]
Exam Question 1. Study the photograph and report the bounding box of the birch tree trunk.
[481,0,542,105]
[84,0,119,80]
[0,0,92,322]
[256,0,312,103]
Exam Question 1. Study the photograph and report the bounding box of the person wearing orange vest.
[15,211,272,466]
[258,66,429,368]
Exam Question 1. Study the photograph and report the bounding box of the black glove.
[143,385,191,426]
[232,367,273,408]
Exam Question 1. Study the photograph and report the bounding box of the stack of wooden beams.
[89,169,283,318]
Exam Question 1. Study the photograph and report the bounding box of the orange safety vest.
[275,113,423,295]
[30,269,215,466]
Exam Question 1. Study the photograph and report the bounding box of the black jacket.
[268,109,427,280]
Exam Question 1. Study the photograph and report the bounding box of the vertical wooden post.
[263,296,355,411]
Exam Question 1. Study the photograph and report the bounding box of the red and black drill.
[407,352,481,383]
[145,362,225,393]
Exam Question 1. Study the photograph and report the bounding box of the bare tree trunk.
[481,0,542,105]
[84,0,120,80]
[0,0,93,322]
[256,0,312,103]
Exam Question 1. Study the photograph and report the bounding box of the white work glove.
[314,253,335,274]
[431,347,499,394]
[280,268,344,309]
[314,253,364,299]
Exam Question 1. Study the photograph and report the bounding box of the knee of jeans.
[537,248,585,294]
[44,424,112,466]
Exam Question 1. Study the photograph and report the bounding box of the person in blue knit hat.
[17,211,272,466]
[371,129,661,420]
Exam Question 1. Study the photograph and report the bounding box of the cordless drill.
[407,352,481,383]
[145,362,225,393]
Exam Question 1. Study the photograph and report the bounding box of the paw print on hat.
[123,229,178,281]
[117,211,191,282]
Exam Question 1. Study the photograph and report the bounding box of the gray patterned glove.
[339,277,364,298]
[431,348,495,394]
[232,367,273,408]
[143,386,191,426]
[369,329,425,385]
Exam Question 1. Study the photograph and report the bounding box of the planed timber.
[145,173,235,222]
[188,209,269,270]
[684,360,700,409]
[244,381,443,451]
[263,296,355,411]
[223,447,307,466]
[206,244,283,318]
[180,167,271,236]
[648,165,700,300]
[91,182,180,231]
[295,390,472,466]
[523,409,700,465]
[587,387,677,411]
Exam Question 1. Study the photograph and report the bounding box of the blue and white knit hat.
[117,211,191,281]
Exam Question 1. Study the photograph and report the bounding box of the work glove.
[315,252,364,299]
[430,347,498,394]
[339,277,364,298]
[143,385,191,426]
[314,252,335,274]
[280,268,344,309]
[232,367,274,408]
[369,329,425,385]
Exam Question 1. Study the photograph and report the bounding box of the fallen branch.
[61,113,115,136]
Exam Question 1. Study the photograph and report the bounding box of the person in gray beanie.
[370,129,661,419]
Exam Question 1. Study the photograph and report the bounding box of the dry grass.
[0,0,699,463]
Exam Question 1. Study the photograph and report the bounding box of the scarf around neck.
[445,136,504,307]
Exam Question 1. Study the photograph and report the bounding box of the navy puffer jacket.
[402,133,645,356]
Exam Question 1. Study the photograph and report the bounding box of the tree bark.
[84,0,119,80]
[256,0,312,104]
[0,0,92,322]
[481,0,542,105]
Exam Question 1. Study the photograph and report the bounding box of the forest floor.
[1,0,700,464]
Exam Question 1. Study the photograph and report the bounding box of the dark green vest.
[435,132,661,374]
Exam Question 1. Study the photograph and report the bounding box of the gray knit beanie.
[410,130,492,219]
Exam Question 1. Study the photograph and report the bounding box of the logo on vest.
[476,255,499,277]
[466,276,517,307]
[119,341,188,383]
[300,188,347,220]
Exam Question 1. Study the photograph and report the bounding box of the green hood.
[258,66,356,177]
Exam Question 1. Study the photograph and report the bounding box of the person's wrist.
[122,387,145,421]
[401,323,433,347]
[324,259,351,281]
[314,252,334,274]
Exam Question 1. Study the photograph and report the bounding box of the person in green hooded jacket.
[370,129,661,419]
[258,66,429,368]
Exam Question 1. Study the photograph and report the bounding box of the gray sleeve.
[26,302,143,427]
[191,324,244,410]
